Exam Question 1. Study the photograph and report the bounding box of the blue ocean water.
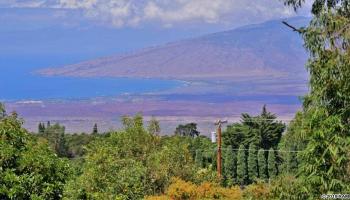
[0,56,182,101]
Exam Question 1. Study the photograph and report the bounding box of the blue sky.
[0,0,311,69]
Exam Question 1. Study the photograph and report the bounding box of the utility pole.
[215,120,227,179]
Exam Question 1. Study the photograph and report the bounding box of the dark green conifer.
[223,145,236,186]
[268,148,278,179]
[237,144,248,185]
[258,148,268,180]
[92,123,98,134]
[248,143,258,182]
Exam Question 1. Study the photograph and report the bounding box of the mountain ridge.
[39,17,309,81]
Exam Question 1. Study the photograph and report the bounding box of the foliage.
[92,123,98,134]
[237,144,248,185]
[64,153,149,200]
[248,143,258,182]
[165,178,197,200]
[188,135,216,168]
[193,168,218,185]
[64,133,96,158]
[298,109,350,194]
[195,149,204,168]
[38,123,69,157]
[242,181,270,200]
[64,115,156,199]
[278,112,306,175]
[267,148,278,179]
[175,123,200,137]
[146,177,242,200]
[0,112,70,199]
[258,149,268,181]
[0,102,5,119]
[282,0,350,196]
[63,114,209,199]
[38,122,45,134]
[223,123,247,149]
[270,175,308,200]
[148,116,161,135]
[223,145,236,186]
[223,106,285,151]
[147,135,197,194]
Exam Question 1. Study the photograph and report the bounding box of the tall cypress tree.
[223,145,235,186]
[268,148,278,179]
[92,123,98,134]
[38,123,41,134]
[248,143,258,182]
[258,148,267,180]
[38,123,45,134]
[237,144,248,185]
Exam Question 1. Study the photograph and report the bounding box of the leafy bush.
[269,175,308,200]
[147,177,242,200]
[242,181,270,200]
[166,178,197,200]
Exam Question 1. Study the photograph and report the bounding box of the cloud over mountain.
[1,0,309,28]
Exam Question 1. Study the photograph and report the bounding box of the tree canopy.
[280,0,350,196]
[0,112,70,199]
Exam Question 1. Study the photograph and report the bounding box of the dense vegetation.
[0,102,328,199]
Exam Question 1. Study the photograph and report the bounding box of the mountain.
[39,17,309,80]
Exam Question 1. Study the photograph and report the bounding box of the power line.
[199,147,303,153]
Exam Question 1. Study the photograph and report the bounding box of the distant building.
[211,132,216,143]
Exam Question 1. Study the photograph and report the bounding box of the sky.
[1,0,311,29]
[0,0,312,69]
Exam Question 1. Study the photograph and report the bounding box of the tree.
[250,105,285,150]
[278,111,307,175]
[175,123,200,137]
[283,0,350,195]
[258,149,268,180]
[0,102,6,119]
[38,122,45,134]
[237,144,248,185]
[65,115,198,198]
[44,123,69,157]
[148,116,161,135]
[268,148,278,179]
[223,145,236,186]
[0,110,70,199]
[65,114,158,199]
[188,135,216,168]
[223,106,285,151]
[248,143,258,182]
[223,123,247,149]
[92,123,98,134]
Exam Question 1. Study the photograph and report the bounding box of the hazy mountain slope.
[40,17,309,80]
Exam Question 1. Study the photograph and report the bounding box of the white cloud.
[1,0,308,28]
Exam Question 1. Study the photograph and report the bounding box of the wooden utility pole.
[215,120,227,179]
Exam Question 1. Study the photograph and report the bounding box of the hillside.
[39,17,309,80]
